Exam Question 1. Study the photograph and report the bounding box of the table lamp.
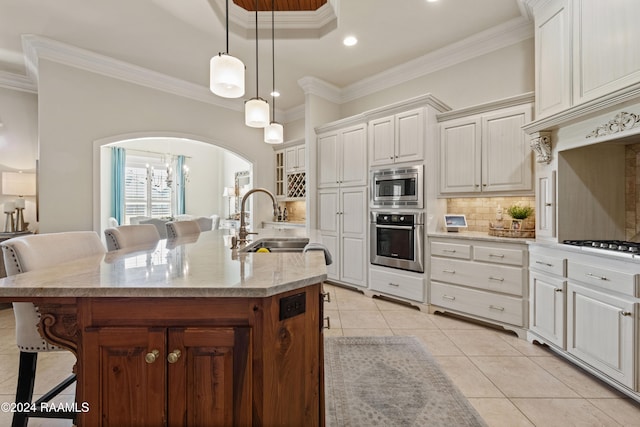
[2,172,36,232]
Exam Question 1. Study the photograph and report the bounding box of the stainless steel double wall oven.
[370,165,424,273]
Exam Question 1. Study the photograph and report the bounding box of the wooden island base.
[35,283,324,427]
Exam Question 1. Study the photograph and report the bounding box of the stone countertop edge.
[427,230,533,243]
[0,228,328,299]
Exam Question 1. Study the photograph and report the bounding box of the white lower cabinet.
[566,282,635,388]
[369,266,424,303]
[528,243,640,401]
[429,236,528,336]
[528,246,567,348]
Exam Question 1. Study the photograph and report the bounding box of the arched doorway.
[94,133,251,234]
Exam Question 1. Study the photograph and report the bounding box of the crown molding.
[297,76,342,104]
[21,34,248,112]
[0,71,37,93]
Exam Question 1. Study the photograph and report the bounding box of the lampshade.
[222,186,235,197]
[245,98,270,128]
[2,172,36,196]
[210,53,245,98]
[264,122,284,144]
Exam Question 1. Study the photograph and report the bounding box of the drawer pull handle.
[554,288,563,293]
[442,295,456,301]
[388,282,400,287]
[489,253,505,258]
[323,316,331,329]
[489,305,505,311]
[167,349,182,364]
[620,311,633,317]
[489,276,504,282]
[442,269,456,274]
[322,292,331,303]
[586,273,608,281]
[443,249,457,253]
[145,349,160,364]
[535,261,553,267]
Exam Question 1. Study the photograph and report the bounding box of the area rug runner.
[324,336,487,427]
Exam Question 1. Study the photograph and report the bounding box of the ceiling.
[0,0,531,115]
[233,0,327,11]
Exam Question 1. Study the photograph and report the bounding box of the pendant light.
[210,0,245,98]
[245,0,270,128]
[264,0,284,144]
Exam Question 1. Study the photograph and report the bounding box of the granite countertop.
[428,230,533,243]
[0,229,327,299]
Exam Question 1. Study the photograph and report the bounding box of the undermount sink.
[241,238,310,253]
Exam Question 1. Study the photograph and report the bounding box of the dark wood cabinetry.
[34,284,324,426]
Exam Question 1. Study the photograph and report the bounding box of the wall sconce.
[2,172,36,232]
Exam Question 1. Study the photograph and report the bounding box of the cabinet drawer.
[430,242,471,259]
[430,257,524,296]
[530,252,566,277]
[474,245,525,266]
[431,282,524,326]
[369,268,424,302]
[568,261,638,297]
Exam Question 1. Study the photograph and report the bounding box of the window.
[124,154,173,224]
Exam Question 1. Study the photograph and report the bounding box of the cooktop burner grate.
[563,240,640,254]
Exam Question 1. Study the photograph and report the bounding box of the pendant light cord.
[225,0,229,53]
[255,0,259,98]
[271,0,276,121]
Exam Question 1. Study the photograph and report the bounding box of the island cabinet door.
[81,327,167,426]
[167,327,252,427]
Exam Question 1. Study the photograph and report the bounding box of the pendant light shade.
[264,122,284,144]
[264,0,284,143]
[210,0,245,98]
[245,98,270,127]
[210,54,244,98]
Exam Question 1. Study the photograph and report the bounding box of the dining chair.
[0,231,106,427]
[138,218,168,239]
[107,217,119,228]
[210,214,220,230]
[103,224,161,251]
[166,220,201,238]
[128,216,150,225]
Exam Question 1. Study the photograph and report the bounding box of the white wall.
[37,59,274,233]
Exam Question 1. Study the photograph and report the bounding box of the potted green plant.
[506,205,534,231]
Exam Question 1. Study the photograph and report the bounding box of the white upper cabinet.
[317,123,367,188]
[369,108,424,166]
[531,0,640,119]
[535,0,571,118]
[285,144,305,173]
[439,97,534,196]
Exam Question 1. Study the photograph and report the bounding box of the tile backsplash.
[447,196,535,232]
[626,143,640,240]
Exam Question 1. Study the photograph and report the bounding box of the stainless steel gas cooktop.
[563,240,640,259]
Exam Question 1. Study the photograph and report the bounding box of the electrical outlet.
[279,292,306,320]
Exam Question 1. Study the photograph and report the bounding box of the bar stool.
[166,220,201,238]
[0,231,106,427]
[104,224,161,251]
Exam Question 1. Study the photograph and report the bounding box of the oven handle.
[374,224,419,230]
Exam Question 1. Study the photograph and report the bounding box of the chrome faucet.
[238,188,278,244]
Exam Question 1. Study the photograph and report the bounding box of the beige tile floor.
[0,285,639,426]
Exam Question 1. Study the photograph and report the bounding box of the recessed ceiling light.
[427,0,439,2]
[270,90,280,97]
[343,36,358,47]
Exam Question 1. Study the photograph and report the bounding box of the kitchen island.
[0,229,328,426]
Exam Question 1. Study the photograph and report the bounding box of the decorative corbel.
[530,131,552,164]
